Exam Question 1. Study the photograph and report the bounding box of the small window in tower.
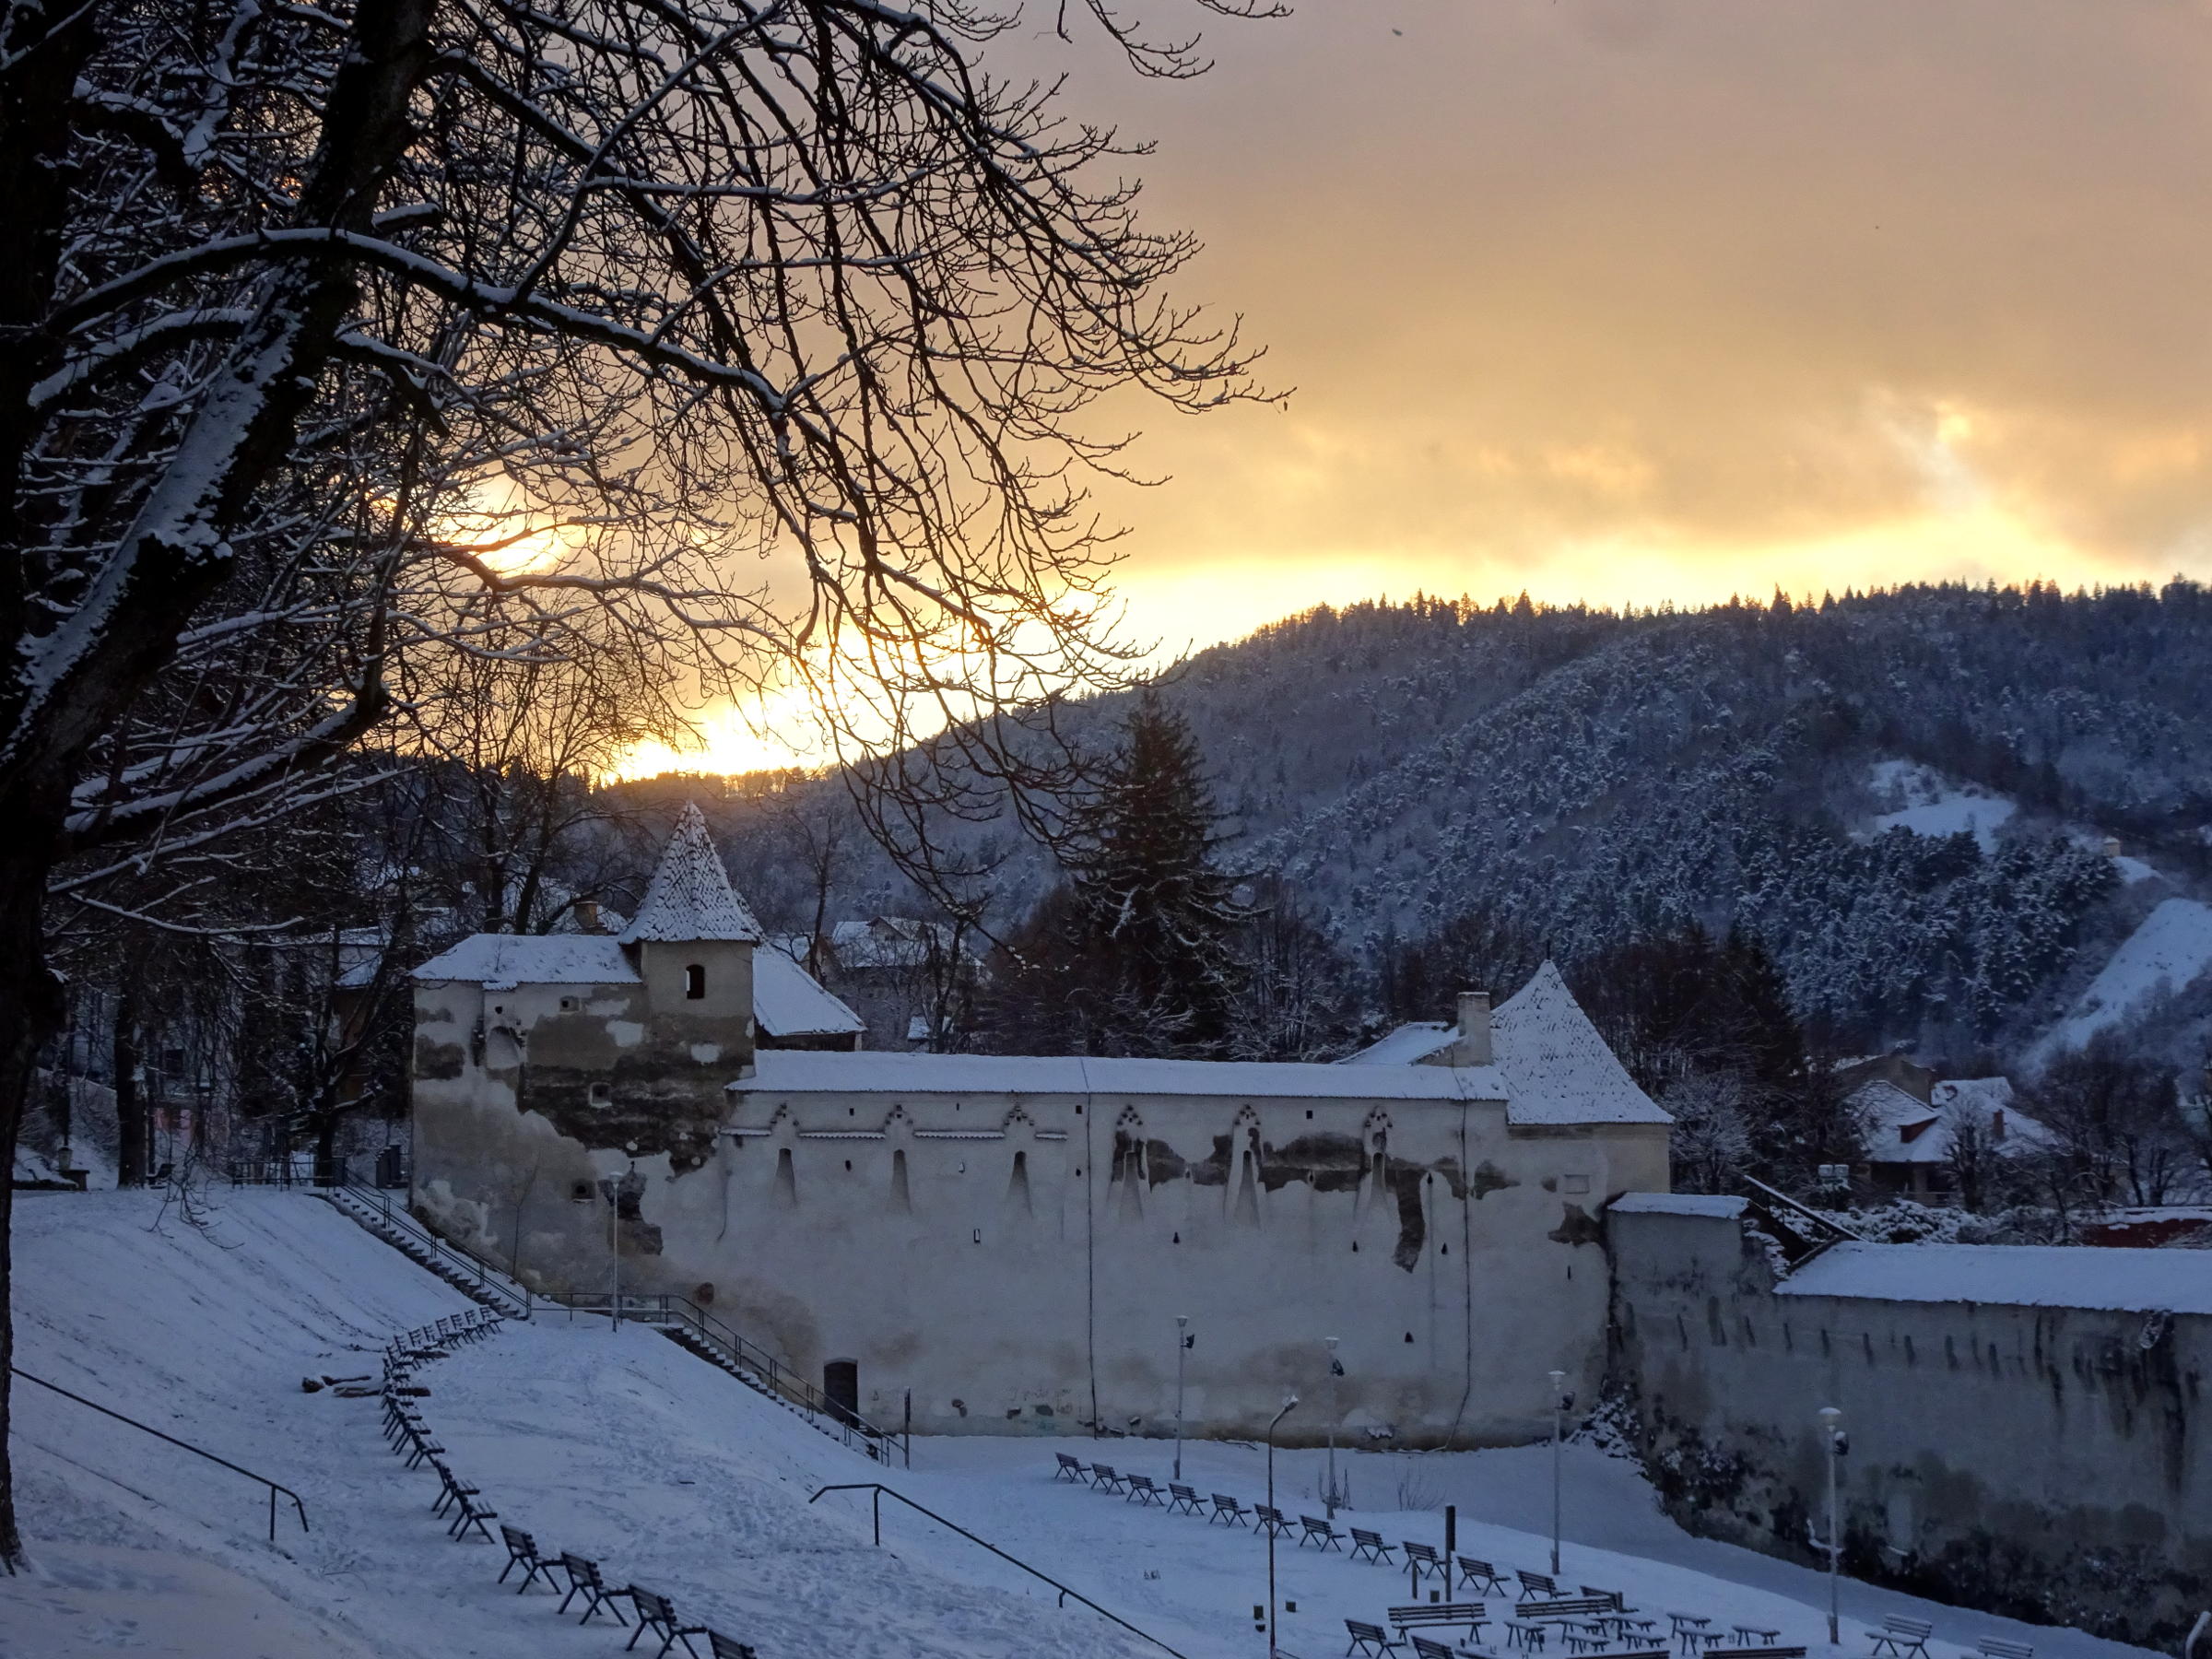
[684,963,706,1000]
[589,1083,611,1106]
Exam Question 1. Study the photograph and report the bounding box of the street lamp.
[1817,1406,1848,1645]
[573,1173,622,1332]
[1325,1336,1346,1518]
[1266,1393,1300,1657]
[1173,1316,1192,1481]
[1547,1369,1574,1574]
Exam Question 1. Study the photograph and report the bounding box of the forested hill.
[700,580,2212,1065]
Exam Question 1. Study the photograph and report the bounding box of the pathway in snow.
[0,1189,2165,1659]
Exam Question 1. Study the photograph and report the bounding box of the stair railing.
[536,1288,909,1467]
[13,1367,309,1542]
[809,1483,1187,1658]
[319,1169,534,1317]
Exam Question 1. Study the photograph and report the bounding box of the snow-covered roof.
[1339,1022,1456,1066]
[1491,962,1671,1125]
[1855,1077,2050,1166]
[413,934,639,986]
[828,916,979,970]
[753,949,865,1039]
[620,804,763,945]
[730,967,1669,1126]
[1778,1241,2212,1314]
[1608,1193,1747,1218]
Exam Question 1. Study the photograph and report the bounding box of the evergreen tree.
[988,690,1250,1056]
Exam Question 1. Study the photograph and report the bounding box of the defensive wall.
[1607,1194,2209,1649]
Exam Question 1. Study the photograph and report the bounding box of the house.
[772,914,988,1050]
[1854,1073,2050,1202]
[410,809,1673,1445]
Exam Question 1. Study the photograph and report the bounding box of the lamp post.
[1325,1336,1345,1518]
[1818,1406,1848,1645]
[1547,1369,1573,1574]
[1173,1316,1191,1481]
[1266,1393,1300,1657]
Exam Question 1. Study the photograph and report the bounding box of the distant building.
[410,809,1674,1445]
[1851,1072,2050,1202]
[771,915,987,1051]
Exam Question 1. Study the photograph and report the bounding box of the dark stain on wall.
[1471,1159,1519,1200]
[1257,1134,1366,1194]
[524,1056,724,1172]
[414,1037,465,1081]
[1548,1203,1604,1247]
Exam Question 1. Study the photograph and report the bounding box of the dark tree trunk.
[113,986,143,1188]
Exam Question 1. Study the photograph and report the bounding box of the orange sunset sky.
[622,1,2212,776]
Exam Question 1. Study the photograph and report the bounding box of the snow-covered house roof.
[619,803,762,945]
[1490,962,1666,1125]
[753,949,865,1040]
[1339,1021,1456,1065]
[1853,1076,2049,1167]
[412,934,638,987]
[828,916,980,971]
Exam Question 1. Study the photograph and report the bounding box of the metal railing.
[311,1167,905,1465]
[810,1483,1187,1658]
[321,1174,534,1318]
[13,1367,309,1543]
[541,1289,909,1467]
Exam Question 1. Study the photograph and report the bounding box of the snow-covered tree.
[0,0,1268,1560]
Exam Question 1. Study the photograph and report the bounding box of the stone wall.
[1607,1198,2209,1649]
[412,1050,1668,1446]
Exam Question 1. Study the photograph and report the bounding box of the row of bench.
[378,1313,757,1659]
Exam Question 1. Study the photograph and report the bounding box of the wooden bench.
[1457,1558,1510,1596]
[1210,1493,1251,1526]
[1255,1503,1294,1538]
[1089,1463,1127,1494]
[1405,1540,1444,1584]
[428,1458,477,1518]
[1504,1620,1548,1652]
[1729,1628,1782,1647]
[1977,1641,2032,1659]
[1167,1482,1204,1515]
[1347,1617,1407,1656]
[1562,1620,1614,1653]
[1871,1619,1934,1659]
[705,1635,758,1659]
[1126,1474,1164,1506]
[1520,1570,1561,1598]
[1391,1602,1489,1642]
[1705,1648,1806,1659]
[1055,1453,1088,1483]
[1583,1588,1629,1612]
[1520,1598,1621,1623]
[559,1554,629,1626]
[1300,1513,1347,1549]
[447,1494,498,1543]
[1351,1526,1398,1564]
[1411,1638,1458,1659]
[498,1524,557,1593]
[626,1586,709,1658]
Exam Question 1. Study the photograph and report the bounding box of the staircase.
[313,1179,906,1465]
[318,1180,533,1320]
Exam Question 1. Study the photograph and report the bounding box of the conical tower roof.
[619,803,763,944]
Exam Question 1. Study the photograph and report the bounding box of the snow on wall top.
[1338,1021,1456,1065]
[753,948,865,1038]
[412,933,639,985]
[733,1049,1509,1100]
[731,963,1669,1124]
[1491,961,1672,1125]
[619,803,763,945]
[1778,1241,2212,1315]
[1608,1193,1747,1218]
[2032,896,2212,1062]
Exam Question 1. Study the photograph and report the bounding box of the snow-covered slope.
[2033,897,2212,1060]
[3,1189,2160,1659]
[1866,759,2016,852]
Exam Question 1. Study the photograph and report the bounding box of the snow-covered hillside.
[1866,760,2016,853]
[1,1189,2160,1659]
[2033,897,2212,1061]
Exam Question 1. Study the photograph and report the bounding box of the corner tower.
[621,802,762,1075]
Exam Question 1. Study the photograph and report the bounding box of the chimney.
[1455,990,1493,1067]
[576,899,601,934]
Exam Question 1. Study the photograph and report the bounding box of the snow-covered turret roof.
[1490,961,1669,1125]
[619,803,762,945]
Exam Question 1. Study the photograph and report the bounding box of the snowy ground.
[2034,896,2212,1060]
[1,1190,2162,1659]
